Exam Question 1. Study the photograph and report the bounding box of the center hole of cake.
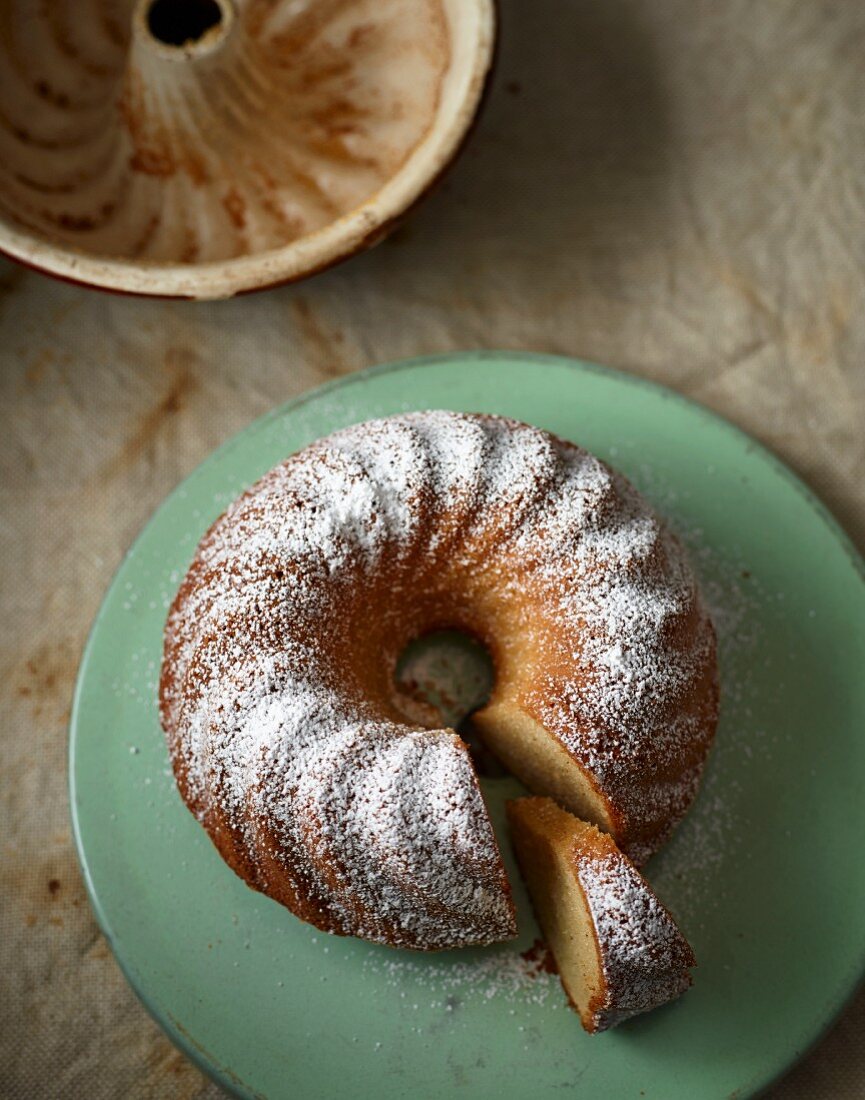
[395,631,506,777]
[147,0,225,48]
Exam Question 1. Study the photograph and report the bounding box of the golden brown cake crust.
[159,412,718,949]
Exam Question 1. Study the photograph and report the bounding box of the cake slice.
[507,797,696,1032]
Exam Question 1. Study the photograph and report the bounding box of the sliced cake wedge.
[507,797,696,1033]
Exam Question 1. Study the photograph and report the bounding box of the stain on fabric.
[99,346,199,480]
[16,639,78,720]
[290,297,350,376]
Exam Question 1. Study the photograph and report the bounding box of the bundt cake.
[159,411,718,950]
[507,797,696,1032]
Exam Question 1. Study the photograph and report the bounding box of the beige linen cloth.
[2,1,864,1095]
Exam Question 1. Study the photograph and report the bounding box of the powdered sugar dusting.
[361,945,562,1008]
[160,411,716,949]
[577,850,695,1030]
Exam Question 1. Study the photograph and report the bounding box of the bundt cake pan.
[0,0,495,298]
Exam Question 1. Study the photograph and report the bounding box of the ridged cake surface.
[159,411,718,949]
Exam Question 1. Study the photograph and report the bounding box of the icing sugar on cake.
[159,411,718,950]
[576,849,695,1028]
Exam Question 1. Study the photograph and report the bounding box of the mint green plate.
[70,353,865,1099]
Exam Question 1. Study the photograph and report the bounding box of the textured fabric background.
[2,0,864,1095]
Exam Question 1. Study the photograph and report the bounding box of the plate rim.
[69,350,865,1100]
